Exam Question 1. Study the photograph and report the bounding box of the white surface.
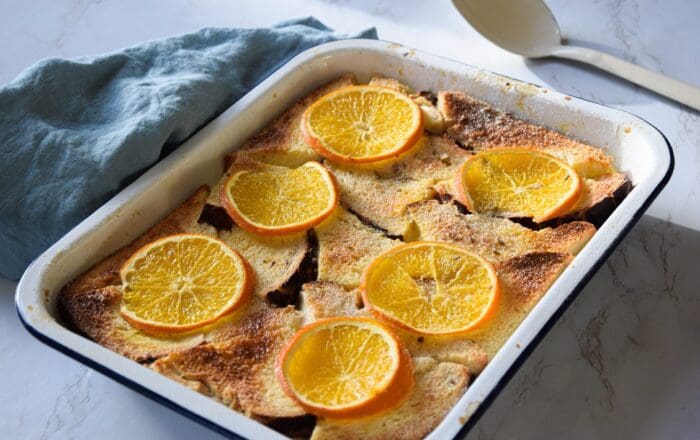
[1,0,698,439]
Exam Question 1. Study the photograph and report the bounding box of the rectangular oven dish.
[16,39,672,440]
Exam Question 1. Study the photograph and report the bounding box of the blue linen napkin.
[0,18,377,280]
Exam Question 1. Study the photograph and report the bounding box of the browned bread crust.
[407,200,595,262]
[438,90,614,176]
[216,222,308,301]
[63,186,213,297]
[59,186,308,360]
[151,299,305,419]
[299,281,364,322]
[437,90,630,219]
[471,252,572,358]
[315,207,401,289]
[60,285,205,362]
[571,173,632,224]
[326,134,470,237]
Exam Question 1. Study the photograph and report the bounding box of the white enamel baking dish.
[16,39,673,439]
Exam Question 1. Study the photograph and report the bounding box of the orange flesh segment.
[221,161,338,235]
[362,242,500,335]
[302,85,423,163]
[457,148,582,223]
[120,234,252,332]
[277,317,412,418]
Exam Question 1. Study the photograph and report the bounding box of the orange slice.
[276,317,413,419]
[301,85,423,164]
[120,233,253,333]
[361,242,500,335]
[455,148,582,223]
[220,160,338,235]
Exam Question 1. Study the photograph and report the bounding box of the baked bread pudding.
[59,74,630,438]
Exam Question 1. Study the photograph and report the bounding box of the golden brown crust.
[59,184,309,360]
[407,200,595,262]
[59,285,205,362]
[217,228,308,301]
[326,135,470,236]
[471,252,572,358]
[311,357,469,440]
[186,163,312,302]
[569,173,632,223]
[399,332,488,377]
[541,220,597,255]
[437,90,614,176]
[299,281,365,323]
[315,207,401,289]
[368,75,413,95]
[152,299,305,419]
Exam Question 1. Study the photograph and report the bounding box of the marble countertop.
[1,0,698,438]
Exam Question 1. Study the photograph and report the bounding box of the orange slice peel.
[302,85,423,164]
[220,160,338,235]
[455,148,582,223]
[276,317,413,419]
[361,241,500,335]
[119,233,253,333]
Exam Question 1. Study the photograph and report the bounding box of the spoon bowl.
[451,0,700,110]
[452,0,560,58]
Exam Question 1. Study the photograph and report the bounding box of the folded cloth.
[0,18,376,280]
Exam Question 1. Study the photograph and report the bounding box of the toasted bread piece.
[299,281,364,323]
[407,200,595,262]
[368,75,413,95]
[201,159,310,301]
[570,173,632,223]
[327,135,470,236]
[438,90,629,217]
[227,74,357,168]
[311,357,470,440]
[217,227,307,301]
[59,187,215,361]
[400,332,488,377]
[471,252,572,358]
[152,298,306,419]
[315,207,400,289]
[60,185,307,360]
[59,285,205,362]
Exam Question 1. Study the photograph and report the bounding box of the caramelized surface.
[59,75,627,439]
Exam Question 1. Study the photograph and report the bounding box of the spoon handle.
[551,45,700,111]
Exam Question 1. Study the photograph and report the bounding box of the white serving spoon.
[451,0,700,111]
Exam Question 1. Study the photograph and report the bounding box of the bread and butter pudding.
[59,74,630,438]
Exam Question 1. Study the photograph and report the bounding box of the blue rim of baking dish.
[14,58,675,440]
